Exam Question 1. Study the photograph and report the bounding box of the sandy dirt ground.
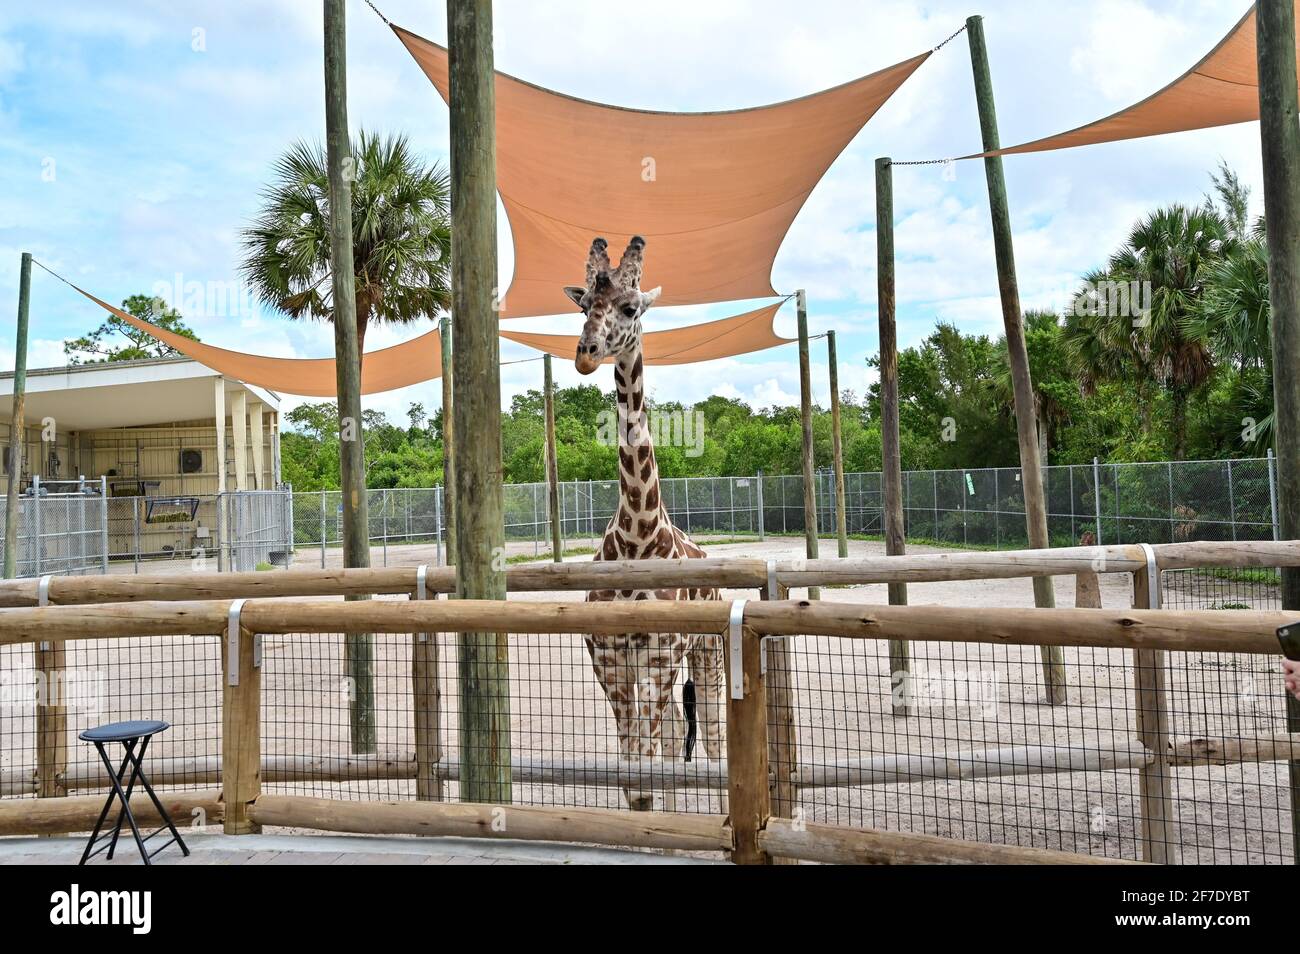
[4,536,1291,864]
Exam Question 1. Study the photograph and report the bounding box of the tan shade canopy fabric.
[71,285,443,397]
[71,283,788,395]
[973,3,1296,158]
[393,23,929,318]
[500,301,791,366]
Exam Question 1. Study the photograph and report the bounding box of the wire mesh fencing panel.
[224,490,292,572]
[259,612,729,814]
[765,634,1294,863]
[0,490,108,578]
[0,635,222,800]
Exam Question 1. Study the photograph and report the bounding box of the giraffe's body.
[565,237,725,810]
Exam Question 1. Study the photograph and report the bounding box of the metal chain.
[932,22,968,52]
[364,0,390,26]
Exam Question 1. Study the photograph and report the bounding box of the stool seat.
[79,720,170,743]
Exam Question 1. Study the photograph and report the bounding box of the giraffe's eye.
[621,305,637,318]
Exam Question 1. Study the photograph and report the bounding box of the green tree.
[63,294,199,364]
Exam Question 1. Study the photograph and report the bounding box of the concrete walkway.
[0,831,722,865]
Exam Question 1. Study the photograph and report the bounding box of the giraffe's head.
[563,236,661,374]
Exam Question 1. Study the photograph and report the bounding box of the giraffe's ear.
[562,286,586,309]
[640,286,662,308]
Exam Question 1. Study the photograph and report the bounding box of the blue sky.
[0,0,1268,426]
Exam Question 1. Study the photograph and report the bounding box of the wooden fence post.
[412,567,444,801]
[725,610,770,865]
[35,645,67,800]
[222,610,261,835]
[827,330,849,559]
[1132,546,1172,863]
[762,575,798,864]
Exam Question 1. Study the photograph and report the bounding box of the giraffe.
[563,235,726,811]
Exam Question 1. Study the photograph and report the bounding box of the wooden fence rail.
[1,535,1295,864]
[0,539,1295,607]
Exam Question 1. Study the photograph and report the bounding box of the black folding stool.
[77,720,190,865]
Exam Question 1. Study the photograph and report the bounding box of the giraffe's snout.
[575,344,601,374]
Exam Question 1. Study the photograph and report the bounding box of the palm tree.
[242,131,452,359]
[1063,204,1226,459]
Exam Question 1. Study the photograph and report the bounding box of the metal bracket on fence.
[728,598,748,700]
[1137,542,1161,610]
[415,564,429,642]
[759,636,785,677]
[766,559,778,600]
[37,575,52,651]
[227,598,252,686]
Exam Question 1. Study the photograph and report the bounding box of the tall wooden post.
[448,0,511,803]
[967,15,1067,705]
[324,0,375,752]
[725,624,771,865]
[222,623,262,835]
[4,252,31,579]
[439,317,456,565]
[827,330,849,558]
[543,354,562,561]
[876,159,911,715]
[1256,0,1300,860]
[795,289,820,600]
[1132,559,1172,863]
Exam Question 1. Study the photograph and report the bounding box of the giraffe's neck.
[610,347,668,558]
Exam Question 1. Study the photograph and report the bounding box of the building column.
[231,389,249,492]
[214,378,228,493]
[249,401,266,491]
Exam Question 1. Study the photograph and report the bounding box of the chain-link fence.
[287,455,1282,563]
[0,478,108,577]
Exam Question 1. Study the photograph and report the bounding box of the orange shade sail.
[971,3,1295,158]
[500,301,792,366]
[392,23,930,318]
[70,284,443,397]
[70,283,790,396]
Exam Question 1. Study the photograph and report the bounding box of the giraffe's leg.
[689,633,727,759]
[585,635,642,808]
[628,635,689,812]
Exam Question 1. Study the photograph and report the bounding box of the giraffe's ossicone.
[564,236,726,812]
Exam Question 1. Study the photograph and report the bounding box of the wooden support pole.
[827,330,848,558]
[221,623,261,834]
[324,0,375,755]
[3,251,30,579]
[725,623,771,864]
[412,595,444,801]
[876,158,910,715]
[439,317,455,565]
[544,353,562,561]
[966,15,1067,705]
[214,377,228,571]
[1256,0,1300,864]
[796,289,820,600]
[1132,559,1172,863]
[448,0,510,803]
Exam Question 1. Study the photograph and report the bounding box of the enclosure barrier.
[0,574,1293,864]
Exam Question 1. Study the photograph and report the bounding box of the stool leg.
[131,745,191,857]
[105,737,144,861]
[103,738,151,865]
[78,741,132,866]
